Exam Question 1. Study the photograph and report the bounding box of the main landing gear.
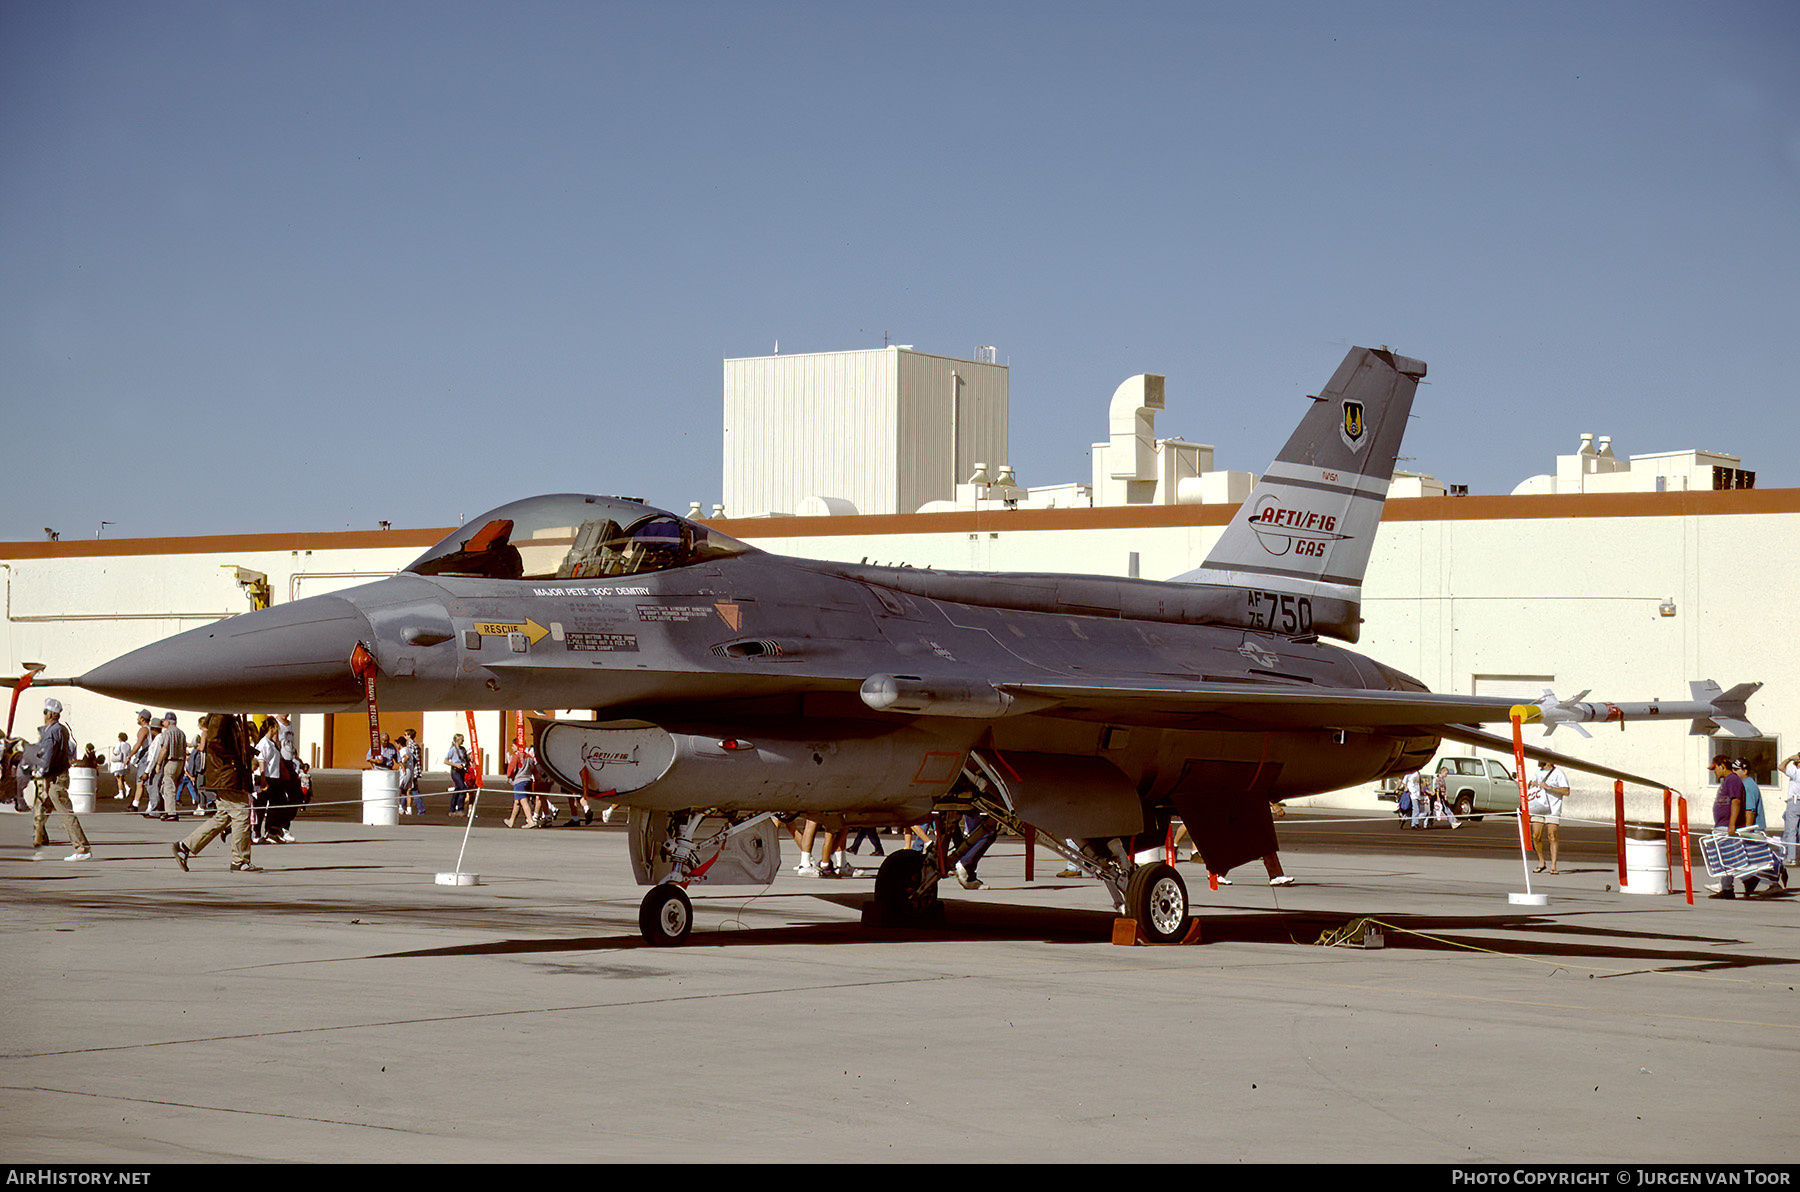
[632,802,1193,946]
[1124,861,1189,944]
[868,776,1192,944]
[866,849,947,928]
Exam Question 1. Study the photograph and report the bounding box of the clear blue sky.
[3,0,1795,541]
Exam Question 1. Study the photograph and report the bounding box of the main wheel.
[872,849,940,924]
[1125,861,1189,943]
[639,884,693,946]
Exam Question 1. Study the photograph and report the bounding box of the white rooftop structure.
[1511,433,1750,495]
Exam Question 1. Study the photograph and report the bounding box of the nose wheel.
[639,884,693,946]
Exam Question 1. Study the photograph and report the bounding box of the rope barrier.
[134,784,627,814]
[1307,914,1791,986]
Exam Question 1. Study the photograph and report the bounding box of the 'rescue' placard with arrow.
[475,618,549,644]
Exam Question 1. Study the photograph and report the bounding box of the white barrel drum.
[1621,831,1670,896]
[362,769,400,826]
[67,766,98,814]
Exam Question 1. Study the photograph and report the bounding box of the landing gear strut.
[947,767,1192,943]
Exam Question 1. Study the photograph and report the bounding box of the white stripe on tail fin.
[1172,346,1425,641]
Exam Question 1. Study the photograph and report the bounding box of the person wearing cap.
[1735,759,1767,834]
[1732,759,1783,895]
[1707,754,1747,899]
[31,698,91,861]
[147,712,188,823]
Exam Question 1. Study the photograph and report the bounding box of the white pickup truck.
[1379,756,1520,819]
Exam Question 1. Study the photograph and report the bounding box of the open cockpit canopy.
[405,494,754,581]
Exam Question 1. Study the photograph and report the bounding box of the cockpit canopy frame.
[405,494,754,582]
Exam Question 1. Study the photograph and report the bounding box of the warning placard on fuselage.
[565,632,639,652]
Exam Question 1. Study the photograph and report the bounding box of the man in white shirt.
[1400,768,1423,829]
[1408,768,1432,829]
[1781,751,1800,869]
[1527,761,1570,874]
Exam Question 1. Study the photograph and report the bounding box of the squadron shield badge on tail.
[1339,399,1366,453]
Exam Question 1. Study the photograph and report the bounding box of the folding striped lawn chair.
[1700,832,1784,886]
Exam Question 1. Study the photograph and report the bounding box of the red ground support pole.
[464,710,484,794]
[1024,825,1034,882]
[1614,780,1628,887]
[1510,712,1534,853]
[1678,797,1693,905]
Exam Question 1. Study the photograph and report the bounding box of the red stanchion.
[1507,709,1548,904]
[1510,712,1534,850]
[464,710,484,793]
[1614,780,1627,887]
[1678,797,1693,905]
[1024,825,1035,882]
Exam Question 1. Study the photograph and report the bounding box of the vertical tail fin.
[1173,346,1425,642]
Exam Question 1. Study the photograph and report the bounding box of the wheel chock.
[1111,917,1203,946]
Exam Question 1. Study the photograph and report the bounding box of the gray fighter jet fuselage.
[73,347,1761,944]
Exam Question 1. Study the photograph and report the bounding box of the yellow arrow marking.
[474,618,550,644]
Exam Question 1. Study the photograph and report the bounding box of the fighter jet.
[74,347,1760,944]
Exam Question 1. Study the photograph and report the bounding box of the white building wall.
[1,536,440,774]
[723,350,899,517]
[895,350,1008,515]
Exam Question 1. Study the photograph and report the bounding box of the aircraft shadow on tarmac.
[343,893,1796,975]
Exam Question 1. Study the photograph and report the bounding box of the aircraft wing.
[993,679,1524,730]
[985,679,1697,789]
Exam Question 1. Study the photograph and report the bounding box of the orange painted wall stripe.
[1,487,1791,559]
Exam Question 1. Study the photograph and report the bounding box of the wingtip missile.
[1531,681,1762,739]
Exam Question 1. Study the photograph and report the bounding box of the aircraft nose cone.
[79,595,375,712]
